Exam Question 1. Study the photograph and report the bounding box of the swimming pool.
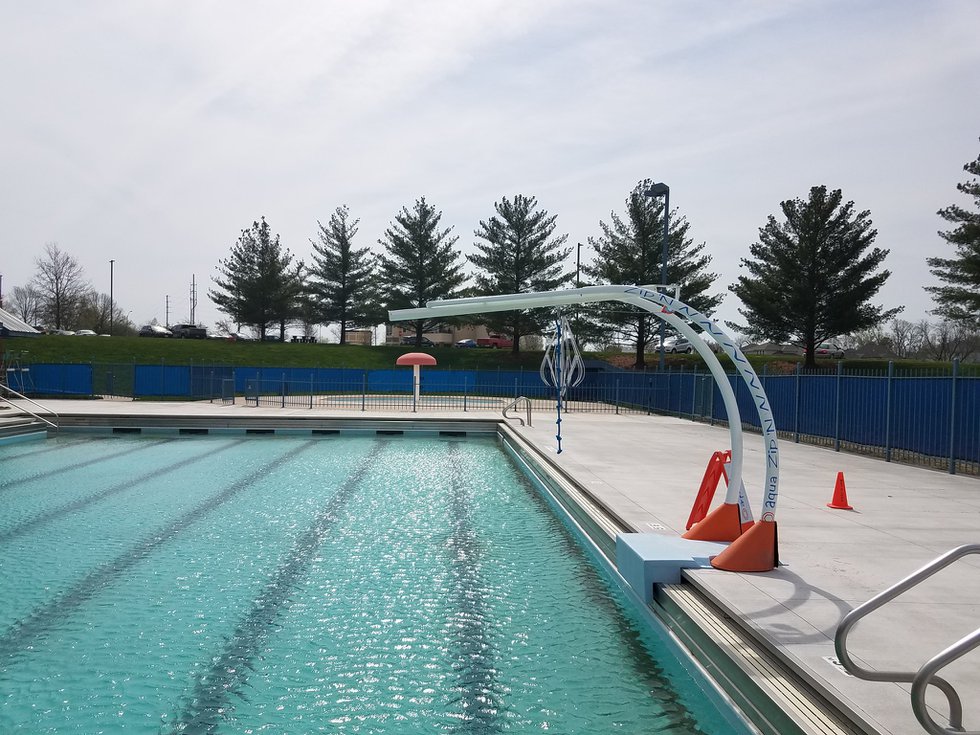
[0,433,750,733]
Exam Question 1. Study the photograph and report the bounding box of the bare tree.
[76,291,132,334]
[31,243,90,329]
[916,320,980,361]
[888,319,922,358]
[9,285,44,326]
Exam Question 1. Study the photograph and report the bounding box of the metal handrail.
[835,544,980,735]
[503,396,532,427]
[0,383,59,430]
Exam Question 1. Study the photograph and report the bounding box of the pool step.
[654,584,870,735]
[0,414,50,441]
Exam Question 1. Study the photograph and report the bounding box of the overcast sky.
[2,0,979,337]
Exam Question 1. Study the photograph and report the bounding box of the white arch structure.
[390,285,780,524]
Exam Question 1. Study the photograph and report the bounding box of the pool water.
[0,434,746,733]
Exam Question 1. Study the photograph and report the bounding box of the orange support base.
[683,502,752,542]
[710,519,778,572]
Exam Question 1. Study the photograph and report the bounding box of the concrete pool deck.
[5,398,978,735]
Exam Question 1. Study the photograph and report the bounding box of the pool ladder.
[503,396,532,427]
[835,544,980,735]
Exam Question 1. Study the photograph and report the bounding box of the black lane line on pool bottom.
[445,441,505,734]
[0,439,248,544]
[170,440,387,735]
[0,440,318,664]
[0,436,90,461]
[0,438,176,495]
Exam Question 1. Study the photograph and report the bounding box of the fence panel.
[956,377,980,471]
[798,374,836,440]
[890,374,950,460]
[134,365,190,397]
[839,373,887,449]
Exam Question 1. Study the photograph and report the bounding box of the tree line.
[7,140,978,367]
[208,183,727,368]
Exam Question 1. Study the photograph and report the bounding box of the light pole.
[109,259,115,335]
[644,182,670,370]
[575,242,583,288]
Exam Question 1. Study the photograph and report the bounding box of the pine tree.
[730,186,901,367]
[469,194,571,353]
[209,218,301,340]
[926,142,980,325]
[584,180,722,368]
[378,198,467,342]
[307,206,382,345]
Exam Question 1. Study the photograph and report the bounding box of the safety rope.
[554,317,563,453]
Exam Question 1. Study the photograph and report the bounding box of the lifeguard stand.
[3,351,35,394]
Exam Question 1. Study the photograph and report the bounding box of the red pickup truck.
[476,335,513,349]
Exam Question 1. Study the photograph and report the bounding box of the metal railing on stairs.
[503,396,532,427]
[0,383,59,430]
[835,544,980,735]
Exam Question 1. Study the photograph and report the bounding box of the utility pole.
[190,275,197,324]
[165,295,170,327]
[109,260,115,335]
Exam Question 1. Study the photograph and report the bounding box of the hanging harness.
[539,315,585,453]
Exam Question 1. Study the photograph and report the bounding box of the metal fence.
[8,360,979,475]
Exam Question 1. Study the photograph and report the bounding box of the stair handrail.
[835,543,980,735]
[503,396,532,427]
[0,383,59,429]
[912,626,980,735]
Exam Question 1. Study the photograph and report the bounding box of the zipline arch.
[390,285,780,571]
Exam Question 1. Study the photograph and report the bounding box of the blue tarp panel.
[134,365,190,397]
[21,364,93,395]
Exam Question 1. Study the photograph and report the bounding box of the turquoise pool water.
[0,434,747,733]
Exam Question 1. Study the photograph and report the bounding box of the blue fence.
[15,360,980,474]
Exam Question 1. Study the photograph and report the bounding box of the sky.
[2,0,979,338]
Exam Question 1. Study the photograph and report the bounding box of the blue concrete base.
[616,533,730,603]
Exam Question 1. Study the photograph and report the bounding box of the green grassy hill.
[6,334,971,375]
[6,335,547,370]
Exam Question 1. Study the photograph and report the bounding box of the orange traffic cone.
[827,472,853,510]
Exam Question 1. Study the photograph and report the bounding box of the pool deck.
[5,398,979,735]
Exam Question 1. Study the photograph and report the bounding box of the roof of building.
[0,307,41,337]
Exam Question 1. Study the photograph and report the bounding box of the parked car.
[454,338,477,348]
[476,335,513,349]
[74,329,97,336]
[169,323,207,339]
[400,335,435,347]
[805,342,845,359]
[139,324,172,338]
[662,336,694,354]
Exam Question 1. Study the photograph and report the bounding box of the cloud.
[2,0,978,330]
